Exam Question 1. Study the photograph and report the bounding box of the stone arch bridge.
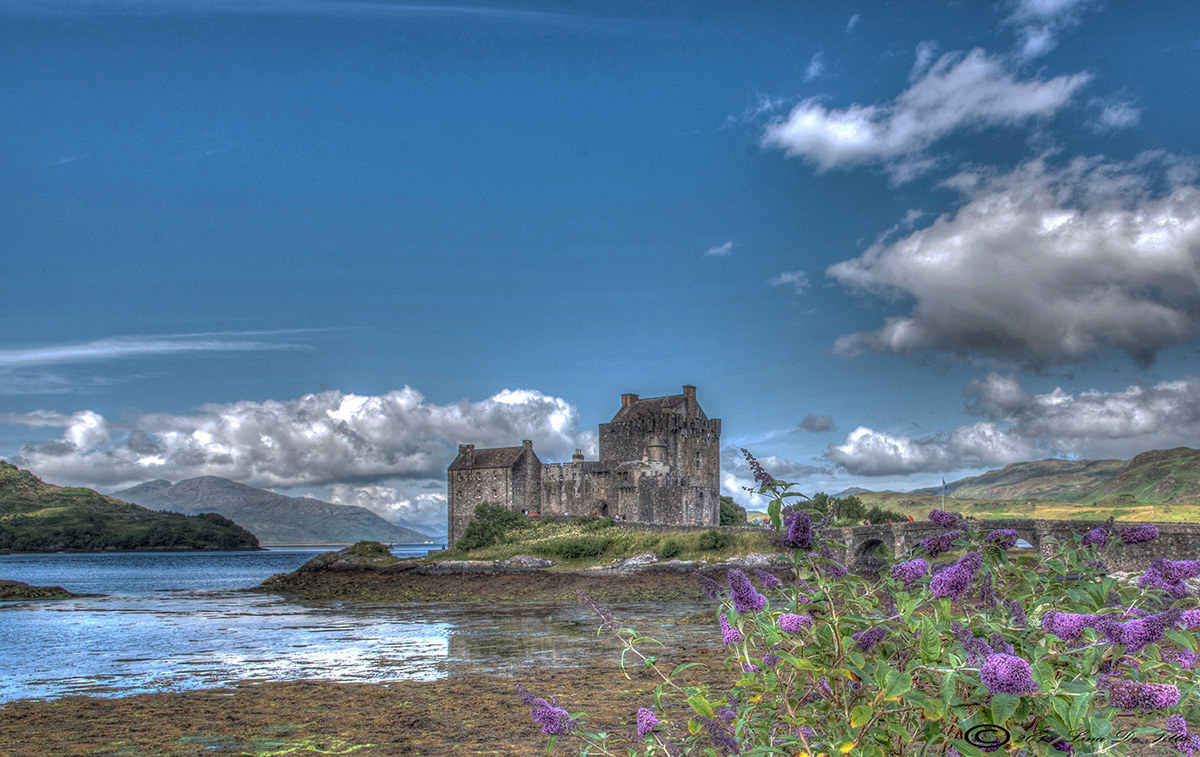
[831,519,1200,573]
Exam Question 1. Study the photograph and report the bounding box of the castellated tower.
[446,385,721,546]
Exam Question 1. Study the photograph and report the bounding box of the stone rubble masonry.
[447,385,721,545]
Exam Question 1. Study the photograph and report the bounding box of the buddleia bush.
[520,453,1200,756]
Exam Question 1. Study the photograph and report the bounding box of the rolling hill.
[112,476,433,546]
[911,458,1127,501]
[0,461,259,552]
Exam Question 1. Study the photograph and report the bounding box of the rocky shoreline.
[257,543,794,602]
[0,579,81,600]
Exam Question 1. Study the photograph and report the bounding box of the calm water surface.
[0,548,705,703]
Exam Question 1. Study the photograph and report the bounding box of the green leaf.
[1050,696,1071,727]
[1068,692,1093,731]
[1087,716,1113,741]
[546,734,556,754]
[768,499,782,531]
[688,694,714,720]
[1167,629,1197,651]
[920,616,940,663]
[940,671,957,706]
[990,693,1019,726]
[879,670,912,702]
[905,690,945,720]
[850,704,872,728]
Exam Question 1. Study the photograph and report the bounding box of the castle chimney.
[458,444,475,465]
[522,440,533,450]
[572,448,584,463]
[621,393,639,408]
[683,385,696,417]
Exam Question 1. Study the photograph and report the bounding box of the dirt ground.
[0,638,730,757]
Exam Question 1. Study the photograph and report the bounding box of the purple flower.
[930,551,981,601]
[695,573,725,600]
[1042,611,1099,641]
[1082,527,1109,547]
[929,509,959,529]
[985,529,1018,549]
[761,651,780,667]
[1118,524,1159,544]
[741,662,761,673]
[890,558,929,587]
[1164,648,1199,671]
[777,510,815,551]
[852,624,890,652]
[752,568,784,590]
[728,568,767,614]
[1139,568,1191,598]
[952,622,992,664]
[1107,679,1180,711]
[1183,609,1200,630]
[741,448,774,486]
[920,530,963,557]
[636,707,660,738]
[1049,738,1075,755]
[777,613,813,634]
[980,653,1040,696]
[720,613,743,646]
[1004,597,1027,628]
[976,572,997,610]
[1155,558,1200,583]
[517,685,577,736]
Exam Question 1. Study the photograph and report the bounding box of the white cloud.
[769,270,810,294]
[805,52,825,82]
[0,333,305,368]
[830,154,1200,369]
[704,241,734,257]
[1087,97,1142,132]
[11,387,595,490]
[1003,0,1099,59]
[829,373,1200,476]
[761,48,1089,178]
[845,14,860,33]
[722,446,826,507]
[327,483,447,535]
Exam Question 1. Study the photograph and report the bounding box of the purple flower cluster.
[1004,597,1028,628]
[777,510,815,551]
[929,509,960,529]
[1118,524,1159,544]
[985,529,1019,549]
[930,551,981,601]
[852,624,890,652]
[518,685,577,736]
[728,568,767,614]
[777,613,813,634]
[1157,558,1200,582]
[920,530,963,557]
[1166,714,1200,757]
[976,573,997,610]
[1183,609,1200,630]
[1097,608,1182,653]
[1164,648,1198,671]
[720,613,742,646]
[741,448,774,486]
[890,558,929,587]
[980,653,1040,696]
[988,631,1014,656]
[636,707,660,739]
[694,573,725,600]
[1139,568,1192,598]
[1041,611,1099,641]
[952,622,992,664]
[1107,679,1180,711]
[1081,527,1109,547]
[752,568,784,590]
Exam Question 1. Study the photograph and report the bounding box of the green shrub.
[719,496,747,526]
[659,539,681,559]
[550,535,612,560]
[455,503,524,551]
[697,529,732,551]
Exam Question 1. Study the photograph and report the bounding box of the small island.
[0,579,80,600]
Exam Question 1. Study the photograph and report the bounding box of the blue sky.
[3,0,1200,534]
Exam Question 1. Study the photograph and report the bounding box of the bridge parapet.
[830,518,1200,573]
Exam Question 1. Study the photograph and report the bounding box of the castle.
[447,385,721,545]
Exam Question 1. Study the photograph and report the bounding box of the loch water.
[0,548,706,703]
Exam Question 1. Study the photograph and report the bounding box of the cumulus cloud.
[829,154,1200,369]
[1003,0,1099,59]
[327,483,447,535]
[799,414,834,433]
[769,270,810,294]
[722,445,826,506]
[10,387,594,490]
[704,241,734,257]
[829,373,1200,476]
[761,48,1089,178]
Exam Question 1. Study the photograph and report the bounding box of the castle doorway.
[598,501,609,518]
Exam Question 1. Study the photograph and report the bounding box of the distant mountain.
[1080,448,1200,506]
[111,476,433,546]
[911,458,1127,502]
[0,462,259,552]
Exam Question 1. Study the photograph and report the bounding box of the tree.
[719,496,747,526]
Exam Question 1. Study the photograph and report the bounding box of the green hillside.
[1080,448,1200,507]
[0,461,260,552]
[913,458,1127,501]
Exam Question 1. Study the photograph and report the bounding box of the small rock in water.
[499,555,556,568]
